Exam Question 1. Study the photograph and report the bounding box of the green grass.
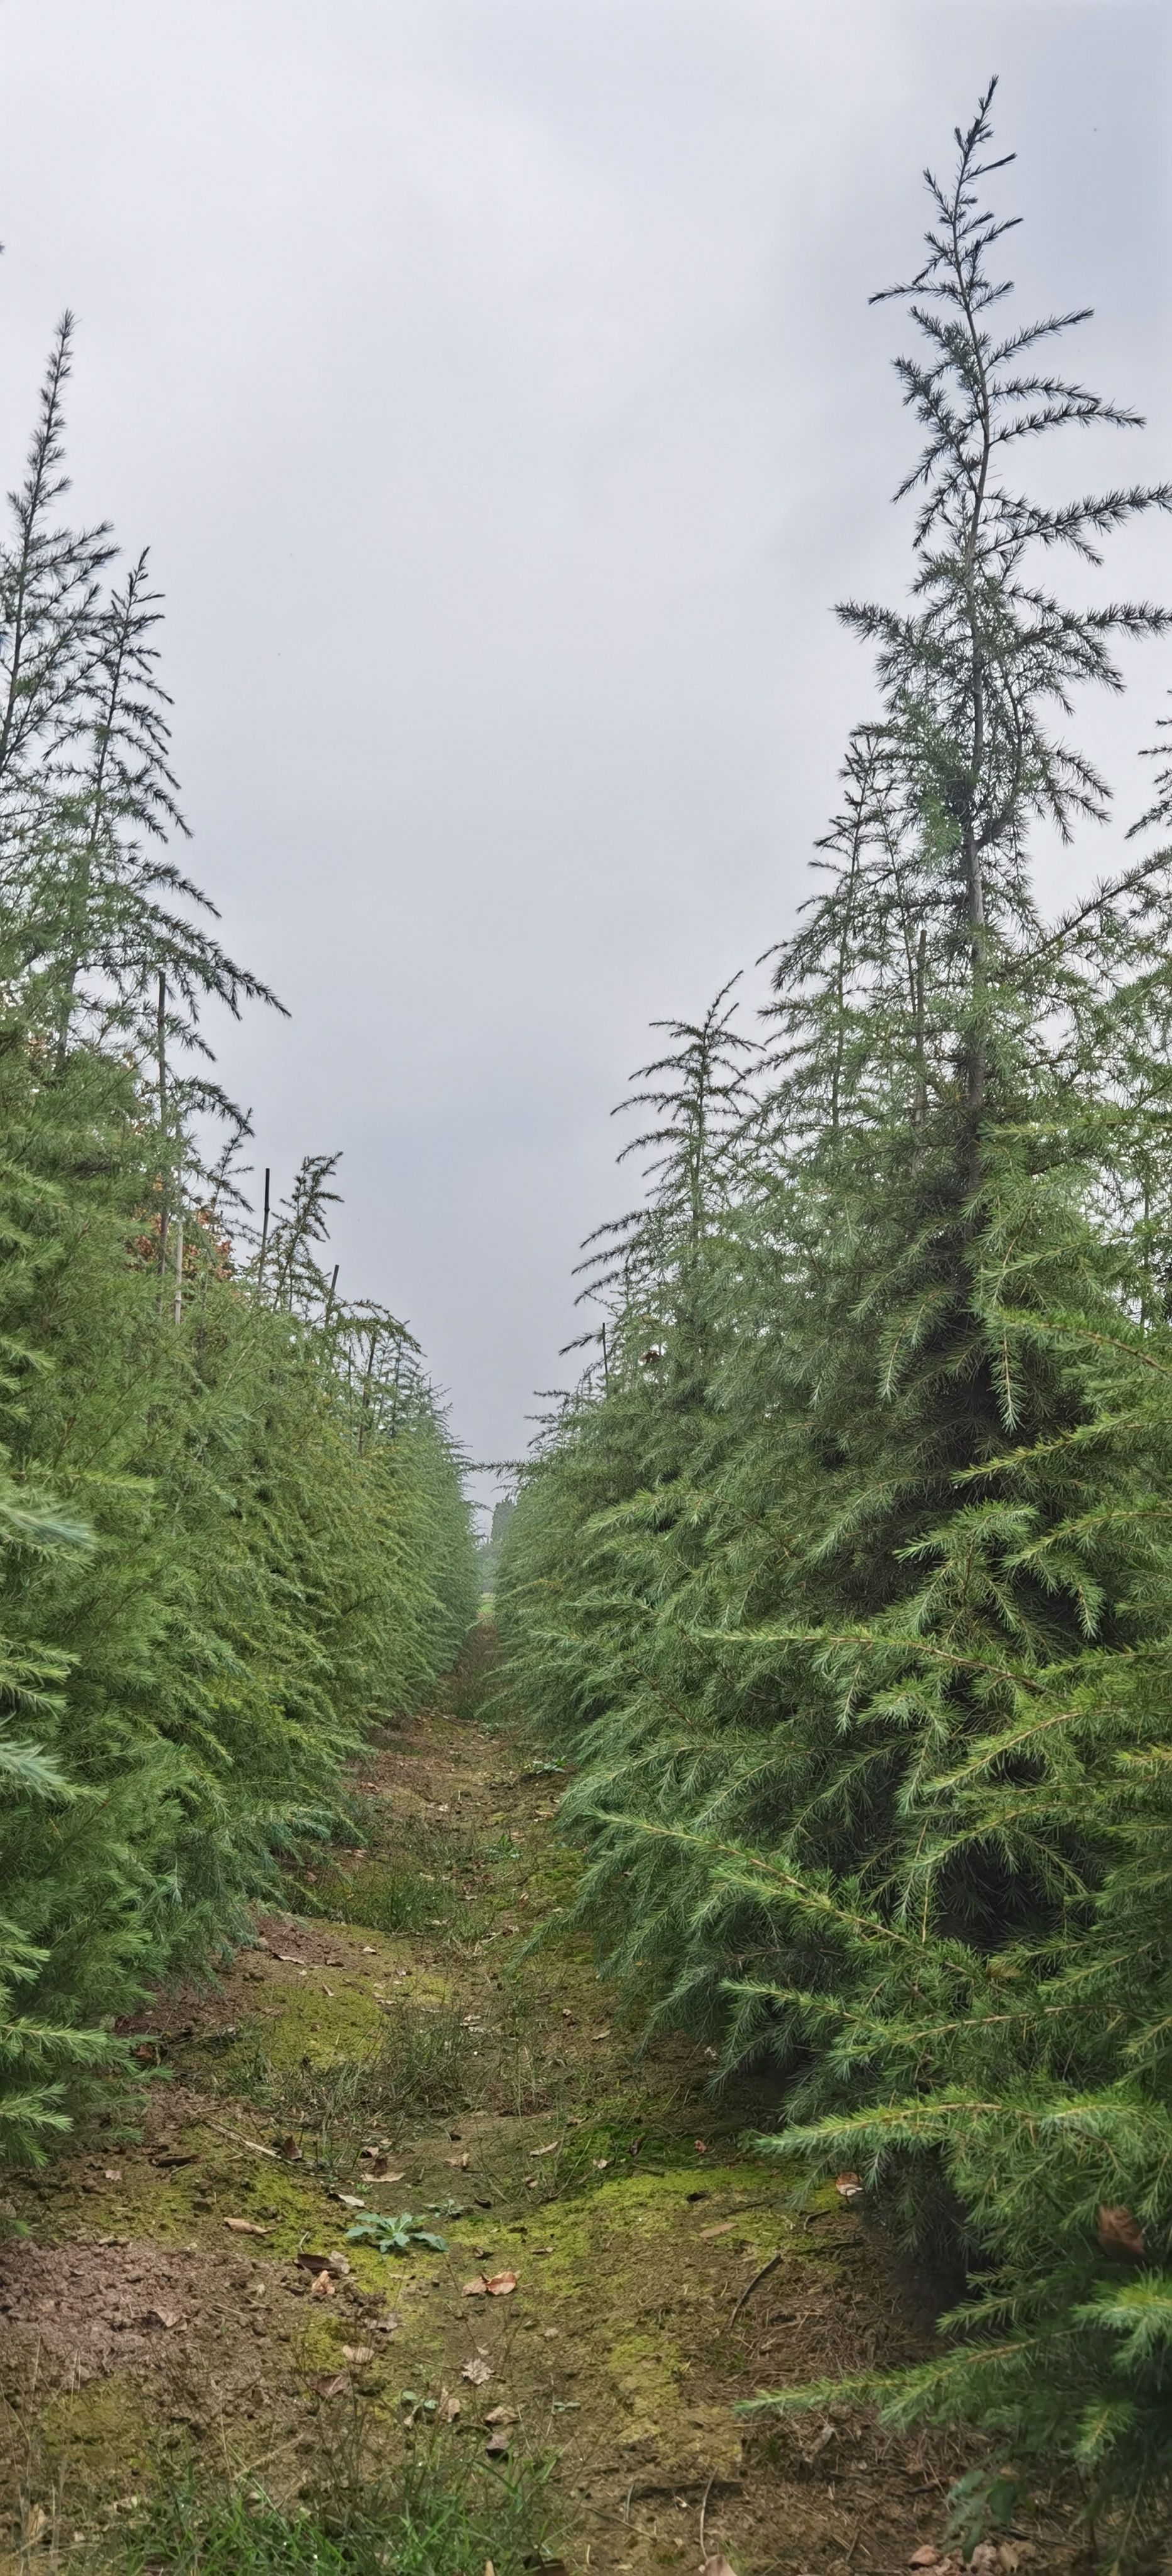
[311,1860,456,1938]
[111,2444,559,2575]
[239,2002,473,2180]
[301,1812,493,1941]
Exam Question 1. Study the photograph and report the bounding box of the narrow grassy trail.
[1,1679,1081,2575]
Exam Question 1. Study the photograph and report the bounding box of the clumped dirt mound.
[0,2238,302,2394]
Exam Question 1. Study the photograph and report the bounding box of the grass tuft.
[239,2002,472,2179]
[112,2441,557,2575]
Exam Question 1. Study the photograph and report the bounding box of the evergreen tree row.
[0,309,477,2168]
[499,89,1172,2552]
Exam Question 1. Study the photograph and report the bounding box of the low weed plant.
[113,2444,557,2576]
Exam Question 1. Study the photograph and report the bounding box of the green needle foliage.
[500,86,1172,2554]
[0,303,477,2170]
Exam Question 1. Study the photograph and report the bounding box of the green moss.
[37,2376,159,2499]
[531,2158,785,2296]
[605,2326,685,2440]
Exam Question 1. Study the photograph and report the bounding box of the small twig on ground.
[207,2119,279,2160]
[731,2248,783,2324]
[699,2471,715,2558]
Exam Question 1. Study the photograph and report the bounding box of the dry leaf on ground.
[702,2558,738,2576]
[1096,2203,1145,2258]
[484,2405,516,2425]
[313,2370,350,2399]
[311,2270,336,2299]
[437,2389,461,2422]
[485,2269,517,2296]
[462,2356,492,2384]
[341,2345,375,2365]
[145,2307,178,2329]
[462,2276,489,2297]
[224,2218,269,2236]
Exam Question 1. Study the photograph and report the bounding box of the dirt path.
[1,1684,1081,2574]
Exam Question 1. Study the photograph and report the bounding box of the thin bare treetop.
[841,78,1171,880]
[768,83,1172,1157]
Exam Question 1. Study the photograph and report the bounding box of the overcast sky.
[1,1,1168,1516]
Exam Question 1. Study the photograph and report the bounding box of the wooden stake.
[257,1165,271,1292]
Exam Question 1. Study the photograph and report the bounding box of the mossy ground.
[1,1670,1086,2575]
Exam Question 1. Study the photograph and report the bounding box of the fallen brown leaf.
[699,2219,739,2239]
[437,2389,461,2423]
[23,2506,48,2549]
[462,2357,492,2385]
[485,2270,517,2297]
[145,2307,179,2330]
[103,2167,123,2182]
[311,2270,336,2299]
[1097,2203,1145,2258]
[373,2314,401,2336]
[462,2276,489,2297]
[484,2406,517,2425]
[224,2218,270,2236]
[485,2431,511,2458]
[445,2153,471,2169]
[909,2553,941,2569]
[702,2560,738,2576]
[313,2371,350,2399]
[296,2250,351,2277]
[341,2345,375,2365]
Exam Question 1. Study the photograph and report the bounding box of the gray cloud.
[1,0,1168,1512]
